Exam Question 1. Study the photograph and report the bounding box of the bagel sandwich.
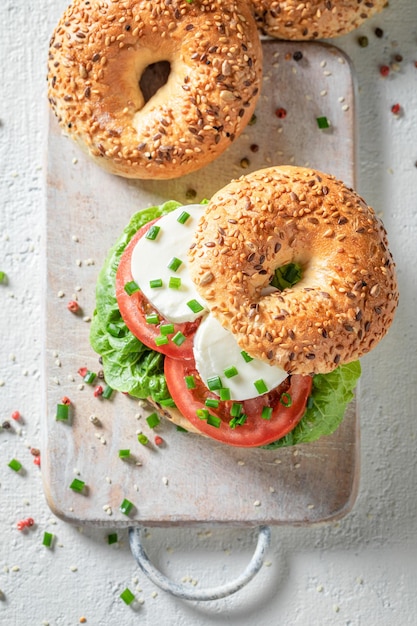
[90,166,398,448]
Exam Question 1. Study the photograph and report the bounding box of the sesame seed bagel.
[47,0,262,180]
[251,0,387,40]
[188,166,399,376]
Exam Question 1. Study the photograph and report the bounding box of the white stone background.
[1,1,417,624]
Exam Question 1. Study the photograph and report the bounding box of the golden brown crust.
[250,0,387,40]
[189,166,399,375]
[47,0,262,179]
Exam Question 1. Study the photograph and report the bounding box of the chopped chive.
[229,417,237,429]
[120,588,136,605]
[172,331,186,346]
[43,532,54,547]
[160,323,175,335]
[177,210,190,224]
[107,322,123,337]
[137,433,148,445]
[205,398,219,408]
[187,299,204,314]
[149,278,163,289]
[107,532,118,545]
[167,257,183,272]
[224,365,238,378]
[184,375,196,389]
[124,280,140,295]
[169,276,181,289]
[146,412,160,429]
[146,312,160,325]
[240,350,254,363]
[196,408,210,420]
[230,402,243,418]
[270,263,302,291]
[280,392,293,407]
[176,425,188,432]
[102,384,113,399]
[8,458,22,472]
[83,370,97,384]
[261,406,273,420]
[236,413,247,426]
[316,115,330,129]
[219,387,231,401]
[207,375,222,391]
[159,397,176,407]
[254,379,268,394]
[56,403,70,421]
[119,499,134,516]
[155,335,169,347]
[207,414,221,428]
[145,225,161,240]
[0,270,6,283]
[69,478,85,493]
[118,449,131,459]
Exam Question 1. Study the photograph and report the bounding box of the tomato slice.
[164,356,313,447]
[116,219,201,360]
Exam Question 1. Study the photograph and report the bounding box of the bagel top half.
[188,166,399,376]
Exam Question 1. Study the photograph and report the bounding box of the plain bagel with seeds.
[47,0,262,180]
[188,165,399,376]
[250,0,387,40]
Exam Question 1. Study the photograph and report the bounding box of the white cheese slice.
[193,314,288,401]
[130,205,208,323]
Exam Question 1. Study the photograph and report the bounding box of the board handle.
[129,525,271,601]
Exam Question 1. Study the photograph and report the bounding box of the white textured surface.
[0,1,416,624]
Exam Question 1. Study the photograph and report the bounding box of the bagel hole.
[139,61,171,104]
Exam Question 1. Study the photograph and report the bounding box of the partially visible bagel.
[47,0,262,179]
[251,0,387,40]
[188,166,399,376]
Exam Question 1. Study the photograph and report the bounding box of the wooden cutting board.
[42,40,359,528]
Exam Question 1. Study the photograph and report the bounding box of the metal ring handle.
[129,525,271,601]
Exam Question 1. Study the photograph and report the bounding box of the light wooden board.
[43,40,359,528]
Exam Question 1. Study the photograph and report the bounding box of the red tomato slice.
[116,219,201,360]
[164,356,313,447]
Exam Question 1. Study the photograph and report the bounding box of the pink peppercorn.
[11,411,20,421]
[391,103,401,114]
[275,107,287,119]
[94,385,103,397]
[67,300,80,313]
[154,436,164,446]
[78,367,87,377]
[380,65,390,77]
[33,456,41,467]
[61,396,71,405]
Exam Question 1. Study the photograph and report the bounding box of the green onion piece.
[102,384,113,399]
[169,276,181,289]
[83,370,97,384]
[316,115,330,129]
[155,335,169,347]
[240,350,254,363]
[146,312,160,325]
[207,375,222,391]
[118,449,131,459]
[56,403,70,421]
[196,408,209,420]
[224,365,238,378]
[177,210,190,224]
[219,388,231,401]
[207,414,221,428]
[120,588,136,605]
[8,458,22,472]
[119,498,134,516]
[280,392,293,407]
[150,278,163,289]
[146,412,160,429]
[167,257,183,272]
[186,299,204,314]
[254,379,268,394]
[184,375,196,389]
[160,323,175,336]
[205,398,219,408]
[270,262,302,291]
[137,433,149,445]
[0,271,6,283]
[107,532,118,545]
[124,280,140,295]
[43,532,54,547]
[176,425,188,432]
[261,406,273,420]
[236,413,247,426]
[107,322,123,337]
[69,478,85,493]
[172,331,186,346]
[159,398,176,407]
[230,402,243,417]
[145,225,161,240]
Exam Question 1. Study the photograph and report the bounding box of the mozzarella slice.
[193,314,288,401]
[130,205,208,323]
